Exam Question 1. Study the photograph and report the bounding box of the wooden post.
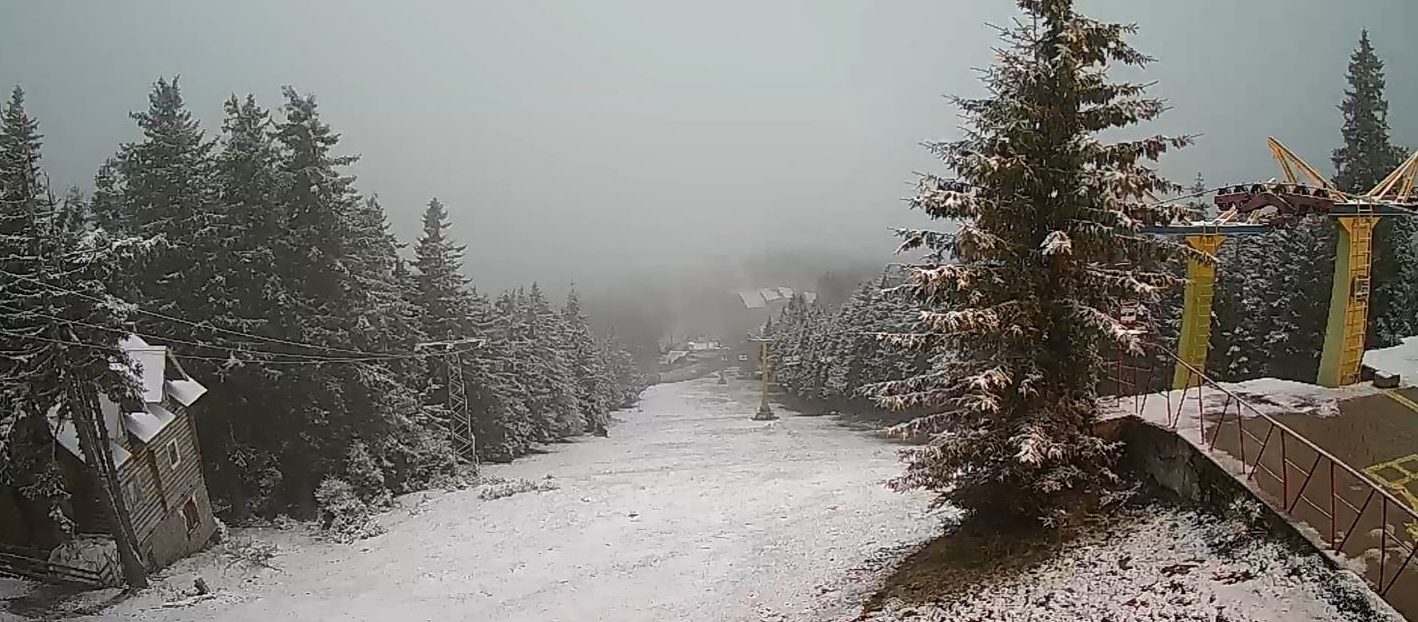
[68,381,148,589]
[749,339,777,420]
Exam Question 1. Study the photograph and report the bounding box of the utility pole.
[63,355,148,588]
[747,337,777,420]
[415,339,482,464]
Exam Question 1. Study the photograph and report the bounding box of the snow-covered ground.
[6,377,1397,621]
[1102,377,1378,449]
[1367,336,1418,381]
[864,502,1400,622]
[64,378,946,622]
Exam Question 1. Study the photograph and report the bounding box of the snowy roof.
[736,287,818,309]
[47,334,208,467]
[51,418,133,469]
[124,403,178,444]
[738,290,765,309]
[120,336,168,404]
[1365,336,1418,381]
[165,379,207,407]
[49,398,133,469]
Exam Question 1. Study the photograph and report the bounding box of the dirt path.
[84,378,941,622]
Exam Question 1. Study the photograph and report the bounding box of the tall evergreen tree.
[413,198,472,346]
[878,0,1190,524]
[343,195,455,491]
[410,197,473,446]
[523,284,582,438]
[0,88,150,585]
[563,288,610,436]
[107,77,220,332]
[0,86,67,541]
[467,291,536,461]
[210,87,456,514]
[192,94,294,517]
[1332,31,1413,347]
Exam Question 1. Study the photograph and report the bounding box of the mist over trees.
[0,79,649,530]
[763,274,928,409]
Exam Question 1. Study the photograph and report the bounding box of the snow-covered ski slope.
[23,376,1389,621]
[87,378,942,621]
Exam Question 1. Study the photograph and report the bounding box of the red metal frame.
[1134,350,1418,601]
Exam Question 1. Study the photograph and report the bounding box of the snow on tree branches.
[877,0,1192,525]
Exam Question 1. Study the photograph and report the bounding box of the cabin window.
[166,442,181,467]
[182,496,200,532]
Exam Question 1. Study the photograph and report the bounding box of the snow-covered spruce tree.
[1333,31,1413,347]
[105,77,221,333]
[822,285,874,400]
[523,283,583,439]
[563,288,611,436]
[467,290,536,461]
[344,195,457,490]
[0,86,73,544]
[598,329,644,410]
[413,198,474,348]
[266,88,454,514]
[409,197,475,443]
[195,94,292,519]
[0,89,151,583]
[770,293,830,399]
[409,196,537,462]
[492,289,547,451]
[878,0,1191,525]
[1209,236,1271,382]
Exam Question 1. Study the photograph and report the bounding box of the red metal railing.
[1110,351,1418,607]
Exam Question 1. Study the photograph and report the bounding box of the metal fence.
[1113,353,1418,615]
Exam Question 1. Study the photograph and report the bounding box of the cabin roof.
[48,335,208,468]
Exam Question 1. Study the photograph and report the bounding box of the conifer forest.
[1,1,1416,621]
[0,82,648,528]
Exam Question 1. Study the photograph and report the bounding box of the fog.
[2,0,1415,292]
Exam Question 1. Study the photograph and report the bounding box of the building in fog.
[0,336,217,582]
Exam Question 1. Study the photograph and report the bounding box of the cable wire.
[0,267,427,359]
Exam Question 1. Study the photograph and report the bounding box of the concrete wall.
[1114,416,1401,620]
[1117,418,1287,531]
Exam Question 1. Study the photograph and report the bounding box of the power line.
[0,301,443,364]
[0,327,449,366]
[0,267,422,359]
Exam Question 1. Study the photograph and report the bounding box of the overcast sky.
[2,0,1415,289]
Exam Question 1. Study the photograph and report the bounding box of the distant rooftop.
[736,287,816,310]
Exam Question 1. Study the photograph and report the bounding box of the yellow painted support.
[1383,389,1418,414]
[1172,235,1224,390]
[1318,215,1376,387]
[1362,453,1418,540]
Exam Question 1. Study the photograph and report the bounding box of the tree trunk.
[68,383,149,589]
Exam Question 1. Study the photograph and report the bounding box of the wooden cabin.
[0,336,217,572]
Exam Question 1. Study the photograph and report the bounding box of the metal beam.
[1172,235,1224,390]
[1318,216,1376,387]
[1141,224,1272,236]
